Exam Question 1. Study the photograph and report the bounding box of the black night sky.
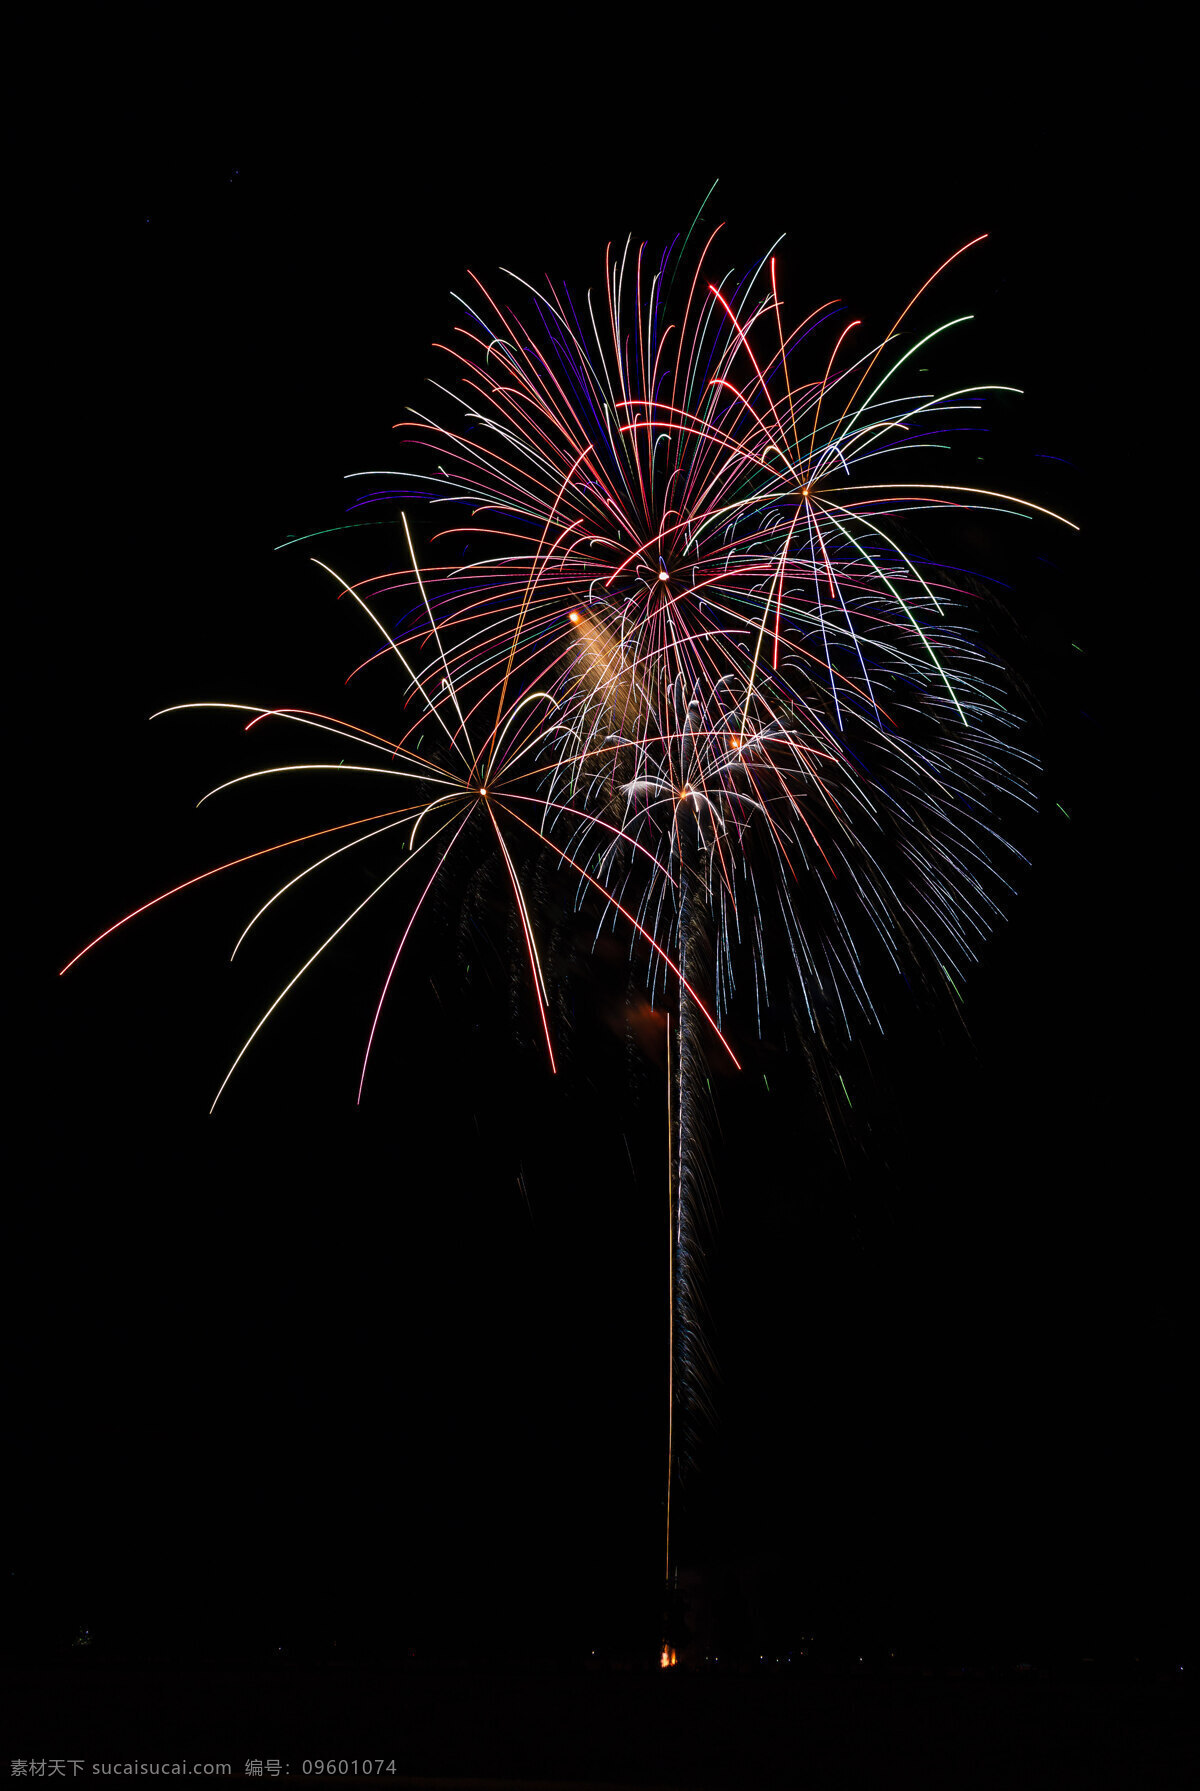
[10,21,1189,1780]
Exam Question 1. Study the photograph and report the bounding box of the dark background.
[11,21,1185,1684]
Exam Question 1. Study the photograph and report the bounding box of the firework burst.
[64,217,1074,1647]
[62,527,572,1103]
[362,227,1072,1038]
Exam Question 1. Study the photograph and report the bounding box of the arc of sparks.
[60,807,423,977]
[208,806,466,1113]
[835,483,1079,529]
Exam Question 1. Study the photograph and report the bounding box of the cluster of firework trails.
[65,223,1073,1503]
